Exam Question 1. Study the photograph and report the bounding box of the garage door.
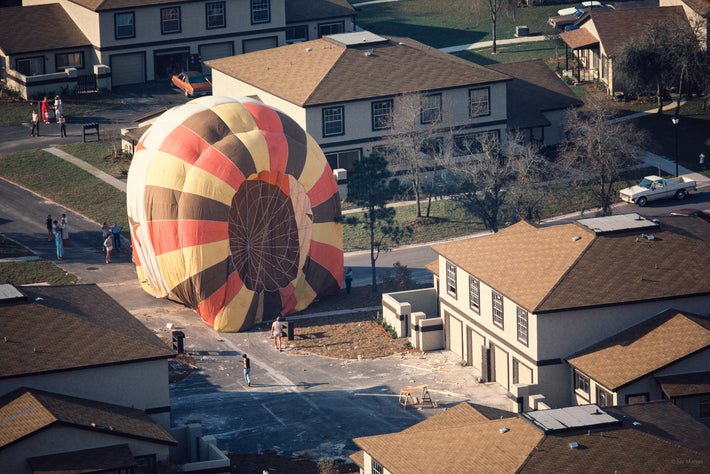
[243,36,277,53]
[448,314,463,359]
[466,328,485,370]
[492,344,509,391]
[199,42,234,74]
[111,52,145,86]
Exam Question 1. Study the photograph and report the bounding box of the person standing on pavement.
[31,110,40,136]
[101,222,110,248]
[60,213,68,245]
[46,214,53,241]
[54,96,62,120]
[242,354,251,386]
[271,315,284,352]
[52,220,64,260]
[104,233,113,263]
[58,114,67,138]
[112,222,123,250]
[41,97,50,124]
[345,267,353,294]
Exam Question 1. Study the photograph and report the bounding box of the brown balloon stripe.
[197,268,248,327]
[143,186,230,222]
[303,255,341,297]
[212,133,258,179]
[279,111,308,179]
[261,289,284,321]
[171,256,236,309]
[236,290,261,332]
[311,192,342,224]
[180,108,234,147]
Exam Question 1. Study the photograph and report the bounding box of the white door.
[466,328,484,370]
[492,345,509,391]
[448,316,463,359]
[110,53,145,86]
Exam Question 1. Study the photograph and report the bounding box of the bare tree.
[560,100,645,216]
[461,0,516,54]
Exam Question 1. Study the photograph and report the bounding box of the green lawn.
[0,260,77,285]
[59,141,130,179]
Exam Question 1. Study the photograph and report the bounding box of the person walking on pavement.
[52,220,64,260]
[31,110,40,136]
[104,233,113,263]
[60,213,68,245]
[271,315,284,352]
[242,354,251,387]
[45,214,53,241]
[112,222,123,250]
[345,267,353,294]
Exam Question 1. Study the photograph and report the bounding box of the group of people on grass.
[101,222,123,264]
[31,96,66,137]
[46,213,68,260]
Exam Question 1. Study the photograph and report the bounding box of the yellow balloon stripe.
[298,135,327,191]
[312,222,343,250]
[146,152,235,206]
[235,130,271,172]
[213,286,257,332]
[294,280,317,312]
[156,240,229,290]
[211,103,271,173]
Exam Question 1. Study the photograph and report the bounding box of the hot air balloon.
[126,96,343,332]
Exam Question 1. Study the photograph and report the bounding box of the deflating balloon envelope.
[126,96,343,331]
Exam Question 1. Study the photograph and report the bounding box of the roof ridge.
[302,41,347,106]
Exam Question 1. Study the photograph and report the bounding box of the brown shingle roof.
[433,220,710,313]
[207,35,509,107]
[27,444,137,473]
[559,26,599,49]
[681,0,710,17]
[354,416,543,474]
[567,309,710,390]
[0,388,176,449]
[70,0,191,12]
[656,371,710,398]
[349,450,364,468]
[425,260,438,277]
[488,59,582,129]
[287,0,355,23]
[0,285,174,379]
[402,402,489,432]
[0,5,91,55]
[582,6,688,56]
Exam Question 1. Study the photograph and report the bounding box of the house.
[350,401,710,473]
[207,31,513,172]
[424,213,710,407]
[285,0,356,44]
[0,0,356,98]
[488,59,583,146]
[0,283,178,472]
[661,0,710,50]
[567,308,710,423]
[558,6,690,94]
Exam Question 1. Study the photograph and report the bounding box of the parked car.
[619,175,697,207]
[171,71,212,97]
[549,3,614,29]
[669,208,710,222]
[557,1,614,16]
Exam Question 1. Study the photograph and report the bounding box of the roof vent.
[398,41,404,45]
[499,427,509,434]
[305,47,312,52]
[569,441,579,449]
[572,236,581,241]
[365,51,372,56]
[645,234,655,240]
[632,421,642,426]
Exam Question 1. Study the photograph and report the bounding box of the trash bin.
[287,321,294,341]
[172,330,185,353]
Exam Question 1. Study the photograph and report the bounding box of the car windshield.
[638,178,653,188]
[189,76,208,84]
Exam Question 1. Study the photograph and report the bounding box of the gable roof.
[0,4,91,55]
[0,285,174,379]
[579,6,688,56]
[568,309,710,390]
[0,388,176,450]
[488,59,582,129]
[207,34,510,107]
[681,0,710,17]
[656,371,710,397]
[559,27,600,49]
[433,219,710,313]
[286,0,355,23]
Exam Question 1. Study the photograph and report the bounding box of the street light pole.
[671,115,680,177]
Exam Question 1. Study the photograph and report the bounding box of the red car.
[171,71,212,97]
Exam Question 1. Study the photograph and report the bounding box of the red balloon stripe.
[147,220,228,256]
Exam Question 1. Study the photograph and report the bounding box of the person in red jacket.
[41,97,50,124]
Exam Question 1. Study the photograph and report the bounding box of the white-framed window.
[55,52,83,71]
[469,87,490,117]
[206,2,225,29]
[574,370,590,398]
[115,12,135,39]
[251,0,270,24]
[372,99,393,131]
[318,21,344,37]
[161,7,181,34]
[468,276,479,312]
[516,307,528,345]
[285,25,308,44]
[420,93,441,124]
[16,56,44,76]
[492,292,503,328]
[325,149,360,172]
[372,459,384,474]
[446,262,457,298]
[322,106,344,137]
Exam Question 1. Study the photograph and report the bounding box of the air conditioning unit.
[516,25,530,37]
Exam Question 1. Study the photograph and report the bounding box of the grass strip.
[0,260,78,285]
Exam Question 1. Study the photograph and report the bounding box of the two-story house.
[429,214,710,407]
[0,0,355,98]
[207,31,512,173]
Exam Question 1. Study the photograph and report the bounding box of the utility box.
[172,330,185,353]
[516,26,530,37]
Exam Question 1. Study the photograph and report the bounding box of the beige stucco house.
[661,0,710,50]
[426,214,710,408]
[0,0,355,98]
[0,284,177,472]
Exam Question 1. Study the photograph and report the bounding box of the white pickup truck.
[619,175,697,207]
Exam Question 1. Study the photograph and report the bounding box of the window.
[322,106,344,137]
[516,307,528,345]
[492,292,503,328]
[325,149,360,172]
[574,370,590,398]
[420,137,443,155]
[161,7,181,34]
[625,393,649,405]
[512,358,520,385]
[468,276,479,312]
[372,459,383,474]
[700,399,710,418]
[420,94,441,124]
[206,2,225,29]
[16,56,44,76]
[55,52,83,71]
[318,21,344,37]
[115,12,135,39]
[453,130,500,156]
[286,25,308,44]
[251,0,270,24]
[596,386,613,407]
[469,87,490,117]
[446,262,457,297]
[371,99,393,131]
